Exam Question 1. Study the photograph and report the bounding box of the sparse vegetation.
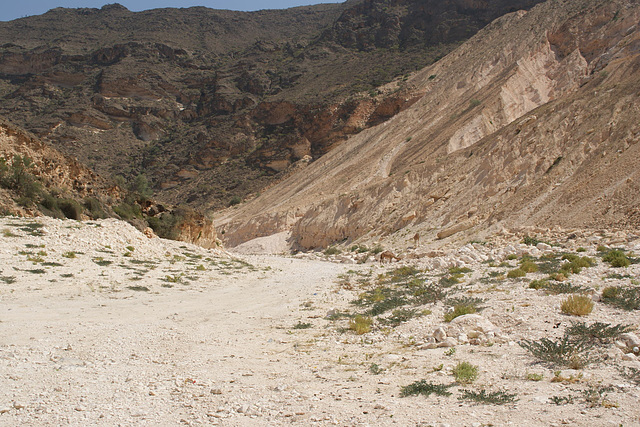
[93,257,113,267]
[0,275,16,284]
[324,246,341,256]
[452,361,478,384]
[507,268,526,278]
[601,286,640,310]
[458,389,518,405]
[561,295,594,316]
[444,304,477,322]
[400,380,453,397]
[519,337,595,368]
[293,322,312,329]
[602,249,630,268]
[349,315,373,335]
[565,322,633,346]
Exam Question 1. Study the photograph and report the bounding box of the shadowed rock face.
[0,0,544,212]
[215,0,640,249]
[322,0,544,50]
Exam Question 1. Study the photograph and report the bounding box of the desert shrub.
[388,266,421,281]
[146,212,183,240]
[132,174,153,200]
[113,201,142,220]
[544,282,586,295]
[602,250,630,268]
[519,336,595,368]
[520,260,538,273]
[507,268,526,278]
[529,279,549,289]
[293,322,312,329]
[57,198,83,220]
[370,246,384,254]
[0,155,42,205]
[459,389,518,405]
[349,315,373,335]
[228,195,242,206]
[561,295,594,316]
[381,308,422,327]
[619,367,640,385]
[522,236,541,246]
[84,197,108,219]
[324,246,341,255]
[449,266,472,275]
[565,322,633,345]
[365,296,406,316]
[400,380,453,397]
[601,286,640,310]
[439,275,461,287]
[452,361,479,384]
[526,373,543,381]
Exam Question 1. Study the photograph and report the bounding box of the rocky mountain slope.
[0,0,544,212]
[0,117,218,247]
[215,0,640,250]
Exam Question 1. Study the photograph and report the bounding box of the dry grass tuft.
[561,295,594,316]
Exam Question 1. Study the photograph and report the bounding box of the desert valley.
[1,0,640,425]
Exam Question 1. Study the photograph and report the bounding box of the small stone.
[0,407,11,414]
[12,402,24,410]
[211,389,223,395]
[433,327,447,342]
[622,353,637,361]
[438,337,458,348]
[620,333,640,348]
[420,342,439,350]
[536,242,552,251]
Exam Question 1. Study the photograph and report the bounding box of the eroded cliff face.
[215,0,640,249]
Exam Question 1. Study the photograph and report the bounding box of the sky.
[1,1,345,22]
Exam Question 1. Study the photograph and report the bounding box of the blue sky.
[1,1,345,22]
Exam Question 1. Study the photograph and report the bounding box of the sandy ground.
[1,216,640,426]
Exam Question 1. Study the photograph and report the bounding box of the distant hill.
[0,0,544,213]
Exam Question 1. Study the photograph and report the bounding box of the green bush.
[507,268,526,278]
[146,212,183,240]
[0,155,42,205]
[113,201,142,220]
[452,361,479,384]
[84,197,108,219]
[602,250,630,268]
[228,195,242,206]
[324,246,341,255]
[400,380,453,397]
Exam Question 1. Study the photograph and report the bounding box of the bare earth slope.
[215,0,640,250]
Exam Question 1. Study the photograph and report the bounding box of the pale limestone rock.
[620,333,640,348]
[449,314,498,334]
[536,242,552,251]
[433,327,447,342]
[438,337,458,348]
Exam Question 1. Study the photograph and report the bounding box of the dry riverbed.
[1,216,639,426]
